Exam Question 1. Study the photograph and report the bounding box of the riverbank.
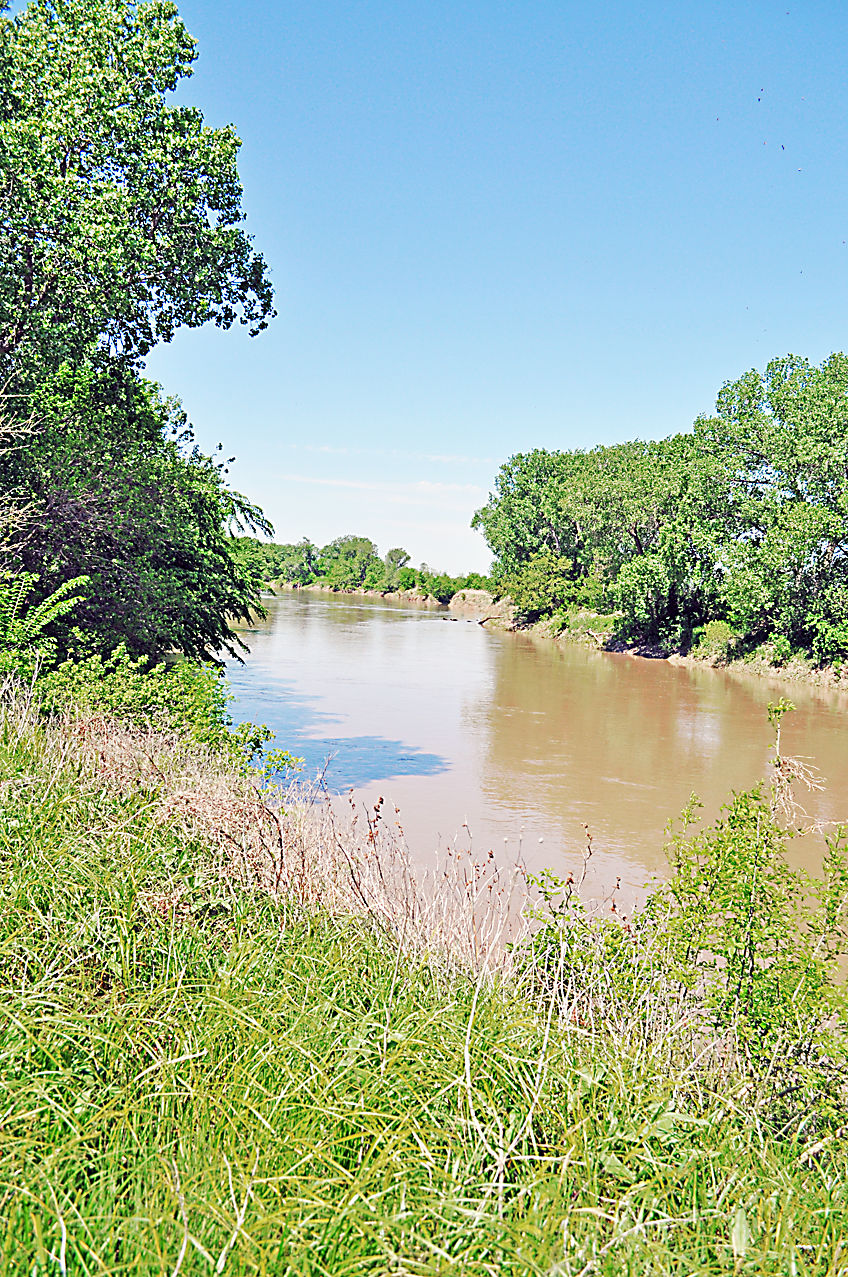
[4,678,847,1272]
[518,608,848,692]
[273,580,517,625]
[273,579,446,607]
[273,582,847,690]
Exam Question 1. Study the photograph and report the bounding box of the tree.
[473,354,848,661]
[317,536,380,591]
[500,548,581,621]
[265,539,320,585]
[0,0,273,380]
[471,449,586,582]
[472,438,718,638]
[3,360,270,660]
[696,353,848,658]
[0,0,276,661]
[381,546,410,591]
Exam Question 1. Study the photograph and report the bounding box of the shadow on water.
[229,592,848,888]
[226,660,447,792]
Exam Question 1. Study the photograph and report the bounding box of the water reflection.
[227,596,448,789]
[230,593,848,893]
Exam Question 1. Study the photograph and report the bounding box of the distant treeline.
[234,535,489,604]
[472,354,848,664]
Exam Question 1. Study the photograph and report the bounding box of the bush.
[41,645,231,742]
[692,618,738,662]
[811,615,848,666]
[524,703,848,1118]
[501,549,582,621]
[0,571,89,678]
[660,785,847,1064]
[771,634,792,666]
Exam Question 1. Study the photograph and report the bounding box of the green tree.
[3,360,270,660]
[500,548,580,621]
[474,436,721,643]
[270,539,319,585]
[0,0,275,661]
[233,538,319,586]
[317,536,380,591]
[381,546,411,591]
[0,0,273,378]
[472,449,589,583]
[696,353,848,659]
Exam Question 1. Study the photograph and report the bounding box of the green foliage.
[41,643,232,744]
[3,360,270,660]
[526,706,848,1123]
[474,353,848,665]
[527,788,848,1124]
[412,567,461,602]
[810,596,848,665]
[235,537,319,586]
[0,571,89,675]
[316,534,380,590]
[0,0,274,664]
[40,642,303,771]
[660,787,847,1061]
[381,544,411,590]
[235,534,489,602]
[766,696,795,730]
[692,618,738,661]
[555,608,619,641]
[0,0,273,375]
[614,551,675,645]
[771,634,793,666]
[1,693,847,1272]
[471,447,589,579]
[501,548,582,621]
[391,565,488,601]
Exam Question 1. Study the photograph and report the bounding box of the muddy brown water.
[229,592,848,900]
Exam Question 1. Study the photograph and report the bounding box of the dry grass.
[3,676,848,1274]
[8,678,528,975]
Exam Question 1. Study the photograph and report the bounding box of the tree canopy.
[0,0,274,661]
[0,0,273,379]
[474,353,848,664]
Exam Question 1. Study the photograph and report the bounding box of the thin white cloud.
[274,473,485,499]
[286,443,500,466]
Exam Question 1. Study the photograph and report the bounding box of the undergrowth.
[0,681,847,1273]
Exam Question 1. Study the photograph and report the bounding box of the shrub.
[693,618,738,661]
[41,644,304,773]
[0,571,89,677]
[501,549,582,621]
[771,634,792,666]
[523,702,848,1118]
[41,645,231,743]
[811,616,848,666]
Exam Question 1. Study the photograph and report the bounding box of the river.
[228,591,848,900]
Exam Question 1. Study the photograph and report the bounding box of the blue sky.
[144,0,848,572]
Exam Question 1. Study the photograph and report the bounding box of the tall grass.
[1,680,846,1274]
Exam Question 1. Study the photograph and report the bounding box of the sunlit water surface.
[228,592,848,897]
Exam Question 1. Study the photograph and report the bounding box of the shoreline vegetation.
[2,0,848,1268]
[468,354,848,689]
[3,675,848,1271]
[263,573,848,691]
